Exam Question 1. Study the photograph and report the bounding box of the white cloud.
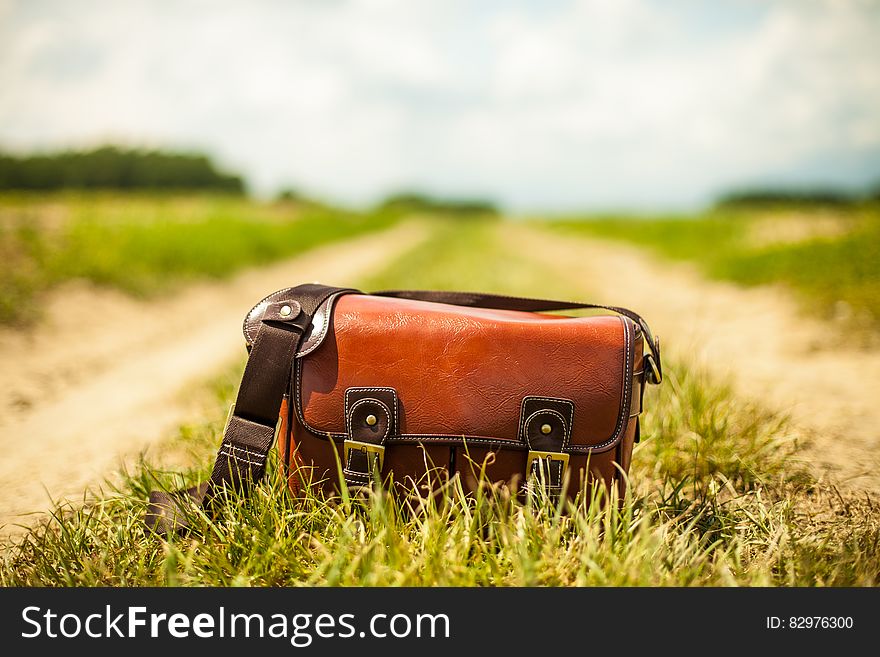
[1,0,878,209]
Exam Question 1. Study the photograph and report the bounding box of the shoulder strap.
[374,289,662,384]
[145,284,358,535]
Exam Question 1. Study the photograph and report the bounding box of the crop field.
[2,201,878,587]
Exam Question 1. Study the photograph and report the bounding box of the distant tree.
[276,188,300,201]
[0,146,245,193]
[378,191,498,216]
[275,187,316,203]
[716,187,855,208]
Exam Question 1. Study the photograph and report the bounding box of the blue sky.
[1,0,879,210]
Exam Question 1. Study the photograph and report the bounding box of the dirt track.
[510,224,880,492]
[0,222,427,532]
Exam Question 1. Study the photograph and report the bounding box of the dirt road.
[0,222,427,532]
[510,224,880,492]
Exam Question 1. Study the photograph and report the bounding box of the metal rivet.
[540,423,552,435]
[279,305,292,317]
[365,414,378,427]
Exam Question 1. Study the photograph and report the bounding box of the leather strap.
[521,397,572,503]
[341,388,398,493]
[145,284,358,535]
[374,289,663,384]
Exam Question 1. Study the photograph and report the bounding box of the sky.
[1,0,879,211]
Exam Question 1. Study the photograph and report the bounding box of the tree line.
[717,183,880,208]
[0,146,244,192]
[376,192,498,216]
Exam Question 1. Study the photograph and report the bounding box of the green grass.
[0,192,398,325]
[2,220,879,586]
[549,203,880,327]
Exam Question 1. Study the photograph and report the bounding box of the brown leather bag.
[146,284,662,533]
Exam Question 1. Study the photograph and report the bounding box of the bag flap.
[294,293,642,453]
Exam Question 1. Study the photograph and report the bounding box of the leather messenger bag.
[146,284,662,534]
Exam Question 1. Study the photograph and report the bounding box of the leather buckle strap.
[520,396,573,503]
[341,387,397,493]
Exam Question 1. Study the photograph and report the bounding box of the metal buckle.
[344,440,386,471]
[645,334,662,384]
[645,353,662,384]
[526,450,569,476]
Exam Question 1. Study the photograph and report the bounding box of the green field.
[0,193,398,325]
[550,203,880,328]
[3,219,878,586]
